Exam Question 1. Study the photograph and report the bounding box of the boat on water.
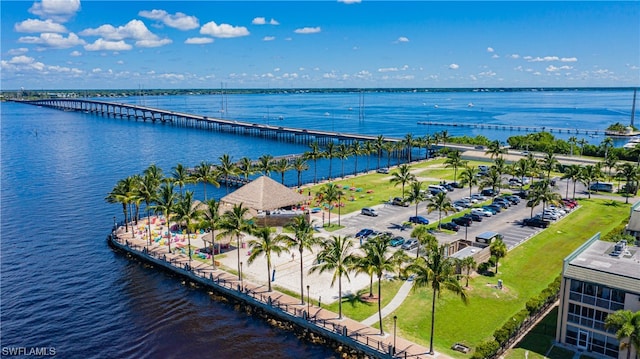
[623,137,640,149]
[606,88,638,138]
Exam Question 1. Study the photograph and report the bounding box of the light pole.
[393,315,397,354]
[306,285,310,316]
[338,193,341,226]
[240,261,243,289]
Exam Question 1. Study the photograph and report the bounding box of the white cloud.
[92,68,102,73]
[492,54,499,59]
[378,67,399,72]
[338,0,362,4]
[269,19,280,25]
[1,55,45,72]
[7,48,29,55]
[9,55,36,65]
[509,54,520,59]
[18,32,85,48]
[263,36,275,41]
[139,9,199,31]
[80,20,159,41]
[84,39,133,51]
[561,57,578,62]
[15,19,67,33]
[396,36,409,43]
[448,63,459,70]
[528,56,564,62]
[200,21,249,38]
[70,50,81,56]
[546,65,573,72]
[487,47,494,52]
[252,17,266,25]
[29,0,80,23]
[116,60,124,65]
[185,37,213,44]
[323,72,338,79]
[294,27,321,34]
[136,38,172,48]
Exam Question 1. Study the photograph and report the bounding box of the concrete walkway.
[361,278,415,326]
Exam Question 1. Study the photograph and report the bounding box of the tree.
[247,227,289,292]
[458,165,480,197]
[561,164,582,199]
[106,176,136,234]
[406,180,426,217]
[374,135,385,169]
[390,164,415,198]
[489,238,507,274]
[218,154,239,194]
[193,161,220,200]
[237,157,255,181]
[152,182,177,253]
[257,154,275,177]
[284,215,320,304]
[173,191,202,269]
[390,250,411,279]
[171,163,189,196]
[526,179,562,218]
[336,142,351,179]
[309,235,356,319]
[318,183,344,226]
[568,136,578,156]
[304,142,324,184]
[274,158,291,184]
[486,140,507,159]
[603,154,619,181]
[203,198,221,268]
[291,157,309,188]
[444,150,466,182]
[411,224,437,259]
[383,141,394,169]
[480,168,502,195]
[407,244,468,355]
[580,164,603,199]
[600,137,614,161]
[219,203,254,280]
[604,309,640,359]
[540,150,559,180]
[138,170,161,245]
[359,236,395,335]
[363,141,375,172]
[577,138,588,157]
[324,142,337,180]
[404,133,414,163]
[617,163,640,202]
[460,256,477,288]
[351,140,363,176]
[426,192,454,229]
[513,158,532,191]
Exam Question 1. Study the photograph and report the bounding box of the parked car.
[361,207,379,217]
[514,190,529,199]
[508,178,522,186]
[501,195,520,204]
[492,199,509,209]
[409,216,429,225]
[355,228,374,238]
[453,200,472,208]
[471,208,492,217]
[447,182,463,189]
[462,196,478,204]
[442,183,455,192]
[471,193,487,201]
[537,212,559,221]
[440,222,461,232]
[481,188,497,197]
[392,197,410,207]
[478,165,489,172]
[523,217,550,228]
[401,239,419,250]
[463,213,483,222]
[453,205,465,212]
[484,204,502,213]
[452,216,472,227]
[389,236,405,247]
[494,197,511,206]
[377,167,390,174]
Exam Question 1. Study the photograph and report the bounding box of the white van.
[361,207,379,217]
[428,184,447,193]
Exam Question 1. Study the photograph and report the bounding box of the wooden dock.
[417,121,602,136]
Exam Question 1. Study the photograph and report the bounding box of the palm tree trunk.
[237,235,241,280]
[314,160,318,184]
[429,289,437,354]
[187,231,192,269]
[147,208,152,245]
[572,180,577,200]
[267,259,272,292]
[338,273,343,319]
[378,275,384,335]
[210,229,216,269]
[299,248,304,304]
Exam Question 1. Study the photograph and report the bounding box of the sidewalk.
[361,278,415,326]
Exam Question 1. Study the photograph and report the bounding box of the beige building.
[556,233,640,358]
[625,201,640,241]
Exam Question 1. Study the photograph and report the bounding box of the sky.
[1,0,639,90]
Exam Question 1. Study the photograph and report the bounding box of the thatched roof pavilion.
[220,176,310,212]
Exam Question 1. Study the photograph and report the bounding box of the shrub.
[471,339,500,359]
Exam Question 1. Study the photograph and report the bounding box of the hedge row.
[470,276,561,359]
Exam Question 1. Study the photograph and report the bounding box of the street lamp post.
[338,193,341,226]
[393,315,397,354]
[306,285,310,317]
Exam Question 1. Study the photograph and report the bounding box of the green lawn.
[323,279,405,322]
[388,199,630,358]
[504,307,559,359]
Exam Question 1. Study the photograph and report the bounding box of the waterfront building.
[556,233,640,358]
[624,201,640,242]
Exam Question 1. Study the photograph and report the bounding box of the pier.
[18,98,401,146]
[417,121,603,136]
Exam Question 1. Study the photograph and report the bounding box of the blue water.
[0,89,635,357]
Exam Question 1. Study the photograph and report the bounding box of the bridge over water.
[17,98,402,146]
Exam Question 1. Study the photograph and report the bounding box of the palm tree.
[411,224,437,259]
[480,168,502,195]
[351,140,363,176]
[604,309,640,359]
[106,176,136,233]
[247,227,289,292]
[407,244,468,355]
[129,174,143,224]
[383,141,394,169]
[459,256,477,288]
[336,143,351,179]
[513,158,532,191]
[219,203,254,280]
[426,192,454,229]
[406,180,426,217]
[257,154,275,177]
[193,161,219,200]
[444,150,466,182]
[603,154,619,181]
[203,198,221,268]
[309,235,356,319]
[318,183,344,226]
[363,141,375,172]
[561,164,583,199]
[274,158,291,185]
[526,179,562,218]
[600,137,614,161]
[172,163,189,196]
[423,134,435,159]
[489,238,507,274]
[173,191,202,269]
[374,135,385,169]
[568,136,578,156]
[458,165,479,197]
[284,215,320,304]
[304,142,324,184]
[404,133,414,163]
[540,150,559,180]
[359,235,395,335]
[218,154,239,194]
[237,156,255,181]
[439,130,450,150]
[291,157,309,188]
[143,164,164,185]
[577,138,588,157]
[390,164,415,198]
[152,182,177,252]
[617,163,640,202]
[324,142,337,180]
[580,164,603,199]
[138,171,161,245]
[485,140,506,159]
[493,156,507,178]
[390,250,411,279]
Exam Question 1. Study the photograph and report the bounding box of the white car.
[471,208,492,217]
[471,193,487,201]
[462,196,478,204]
[537,212,559,220]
